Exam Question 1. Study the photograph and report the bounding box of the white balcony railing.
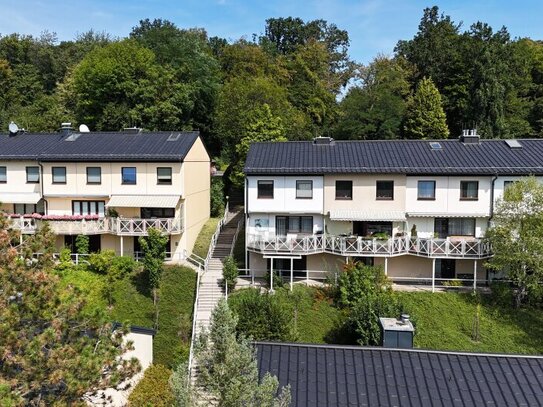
[48,218,110,235]
[8,215,183,236]
[8,216,37,233]
[112,217,183,236]
[247,234,492,258]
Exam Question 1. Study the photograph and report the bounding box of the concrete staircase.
[212,211,243,260]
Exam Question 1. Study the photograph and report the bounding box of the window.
[157,167,172,185]
[296,180,313,199]
[87,167,101,184]
[460,181,479,200]
[121,167,137,185]
[276,216,313,235]
[52,167,66,184]
[14,201,44,215]
[141,207,175,218]
[335,180,353,200]
[26,166,39,183]
[417,180,436,200]
[434,218,475,238]
[257,180,274,199]
[0,166,6,183]
[72,200,105,216]
[376,181,394,200]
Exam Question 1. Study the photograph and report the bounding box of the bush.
[210,177,225,217]
[229,288,293,341]
[345,291,403,346]
[128,364,174,407]
[337,263,391,308]
[110,256,138,280]
[222,255,238,292]
[88,250,116,274]
[75,235,89,255]
[443,279,463,287]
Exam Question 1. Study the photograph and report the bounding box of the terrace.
[246,233,492,259]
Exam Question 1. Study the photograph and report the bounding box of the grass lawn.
[192,217,220,259]
[58,264,196,368]
[398,292,543,354]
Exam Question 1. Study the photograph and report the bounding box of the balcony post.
[290,258,294,292]
[270,258,274,293]
[120,235,124,256]
[384,257,388,276]
[473,260,477,291]
[432,258,436,293]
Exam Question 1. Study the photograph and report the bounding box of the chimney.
[313,136,334,145]
[460,129,480,144]
[59,122,73,137]
[379,315,415,348]
[123,127,142,134]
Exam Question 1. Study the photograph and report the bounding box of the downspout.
[488,174,498,225]
[38,161,48,214]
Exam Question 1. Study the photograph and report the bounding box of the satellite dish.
[8,121,19,134]
[79,124,90,133]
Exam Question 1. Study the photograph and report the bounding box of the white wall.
[0,160,41,195]
[247,175,323,214]
[406,176,492,216]
[407,216,488,238]
[493,176,543,202]
[41,162,183,198]
[247,213,324,235]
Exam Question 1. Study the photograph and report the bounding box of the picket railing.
[247,234,492,258]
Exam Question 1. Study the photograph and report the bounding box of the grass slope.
[192,217,220,259]
[398,292,543,354]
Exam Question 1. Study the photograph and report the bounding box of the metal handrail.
[187,261,203,378]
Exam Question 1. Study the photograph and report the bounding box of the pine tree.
[403,77,450,139]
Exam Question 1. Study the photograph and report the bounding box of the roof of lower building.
[244,138,543,175]
[255,342,543,407]
[0,131,200,162]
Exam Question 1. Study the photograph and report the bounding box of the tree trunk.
[514,285,526,308]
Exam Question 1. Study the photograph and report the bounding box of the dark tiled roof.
[0,131,200,162]
[244,139,543,175]
[256,342,543,407]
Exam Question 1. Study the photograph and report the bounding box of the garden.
[227,262,543,354]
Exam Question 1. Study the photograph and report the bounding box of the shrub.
[222,255,238,292]
[265,270,284,289]
[229,288,293,341]
[88,250,116,274]
[210,177,225,217]
[54,247,75,272]
[337,263,391,308]
[128,364,174,407]
[110,256,138,280]
[443,279,463,287]
[345,291,403,346]
[75,235,89,255]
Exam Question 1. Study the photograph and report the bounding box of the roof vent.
[123,127,142,134]
[505,139,522,149]
[460,129,480,144]
[59,122,73,137]
[167,132,182,142]
[314,136,334,145]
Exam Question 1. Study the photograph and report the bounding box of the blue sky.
[1,0,543,63]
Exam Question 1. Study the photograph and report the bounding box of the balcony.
[8,216,38,234]
[48,218,110,235]
[8,216,183,236]
[110,217,183,236]
[246,233,492,259]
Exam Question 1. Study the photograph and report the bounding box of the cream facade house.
[243,134,543,286]
[0,127,210,261]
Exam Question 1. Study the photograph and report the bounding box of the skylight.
[505,139,522,149]
[167,133,181,142]
[64,133,81,142]
[429,142,442,150]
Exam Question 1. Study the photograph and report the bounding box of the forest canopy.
[2,8,543,172]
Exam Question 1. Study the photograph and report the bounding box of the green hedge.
[128,364,174,407]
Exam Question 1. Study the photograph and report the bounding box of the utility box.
[379,314,414,349]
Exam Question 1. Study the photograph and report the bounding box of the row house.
[243,133,543,286]
[0,126,210,261]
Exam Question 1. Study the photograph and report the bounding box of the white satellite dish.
[8,122,19,134]
[79,124,90,133]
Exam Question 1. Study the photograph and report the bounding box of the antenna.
[79,124,90,133]
[8,121,19,134]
